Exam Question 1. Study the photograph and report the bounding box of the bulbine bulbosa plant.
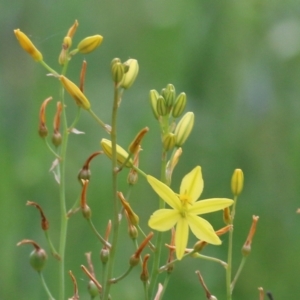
[14,21,262,300]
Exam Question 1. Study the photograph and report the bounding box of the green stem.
[231,256,247,293]
[58,83,69,300]
[109,266,134,284]
[87,219,111,248]
[39,60,59,76]
[43,139,61,160]
[39,272,55,300]
[44,230,60,260]
[102,83,121,300]
[148,150,168,299]
[226,195,238,300]
[88,108,110,133]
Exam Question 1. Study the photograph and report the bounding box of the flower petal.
[187,214,221,245]
[148,209,180,231]
[180,166,203,203]
[147,175,181,210]
[175,218,189,260]
[189,198,233,215]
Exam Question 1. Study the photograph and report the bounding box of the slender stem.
[88,108,110,133]
[159,274,171,300]
[148,150,168,299]
[109,266,134,284]
[39,60,59,76]
[39,272,55,300]
[44,230,60,260]
[226,195,238,300]
[58,83,69,300]
[87,219,111,248]
[102,83,121,300]
[231,256,247,293]
[43,139,61,159]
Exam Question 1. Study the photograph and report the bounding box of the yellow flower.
[147,166,233,260]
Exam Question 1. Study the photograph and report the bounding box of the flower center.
[179,193,192,217]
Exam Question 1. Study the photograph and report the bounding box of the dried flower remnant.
[147,166,233,260]
[26,201,49,230]
[242,215,259,256]
[38,97,52,138]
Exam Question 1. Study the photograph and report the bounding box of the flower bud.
[14,29,43,61]
[77,35,103,54]
[157,96,168,116]
[111,62,125,84]
[67,20,79,38]
[162,84,176,108]
[100,139,133,167]
[163,133,176,151]
[52,131,62,147]
[30,247,47,272]
[149,90,159,119]
[128,224,138,240]
[174,112,194,146]
[172,92,186,118]
[120,59,139,89]
[231,169,244,196]
[100,248,110,264]
[59,75,91,110]
[78,168,91,182]
[88,280,99,298]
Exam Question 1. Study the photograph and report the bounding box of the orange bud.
[14,29,43,61]
[60,75,91,110]
[77,35,103,54]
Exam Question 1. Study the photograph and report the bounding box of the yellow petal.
[175,218,189,260]
[148,209,180,231]
[187,214,221,245]
[189,198,233,215]
[147,176,181,210]
[180,166,203,203]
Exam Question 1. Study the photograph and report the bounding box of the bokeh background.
[1,0,300,299]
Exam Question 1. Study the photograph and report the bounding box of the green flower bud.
[100,248,110,264]
[163,133,176,151]
[157,96,168,116]
[111,62,125,84]
[88,280,99,298]
[30,248,47,272]
[129,254,140,267]
[172,92,186,118]
[162,84,176,108]
[82,205,92,219]
[149,90,160,119]
[174,112,194,146]
[120,59,139,89]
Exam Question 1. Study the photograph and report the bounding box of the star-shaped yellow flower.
[147,166,234,260]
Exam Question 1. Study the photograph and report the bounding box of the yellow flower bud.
[14,29,43,61]
[231,169,244,196]
[120,59,139,89]
[163,133,176,151]
[111,62,125,84]
[77,35,103,54]
[149,90,159,119]
[174,112,194,146]
[157,96,168,116]
[59,76,91,110]
[100,139,133,167]
[172,92,187,118]
[162,84,176,108]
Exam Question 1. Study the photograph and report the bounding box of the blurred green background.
[1,0,300,299]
